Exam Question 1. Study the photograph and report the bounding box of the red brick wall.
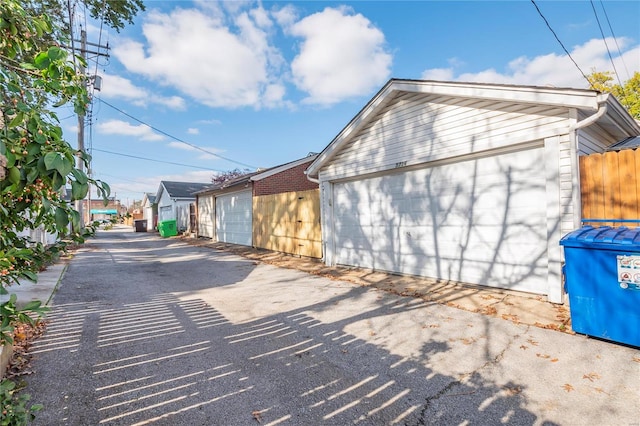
[253,160,318,196]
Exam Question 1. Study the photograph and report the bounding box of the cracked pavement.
[23,227,640,425]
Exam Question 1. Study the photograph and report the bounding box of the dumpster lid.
[560,226,640,250]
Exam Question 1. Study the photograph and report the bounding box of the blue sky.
[60,0,640,205]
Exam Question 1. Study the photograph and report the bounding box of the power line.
[530,0,590,85]
[93,172,142,185]
[96,97,257,170]
[92,147,225,171]
[599,0,631,81]
[590,0,623,88]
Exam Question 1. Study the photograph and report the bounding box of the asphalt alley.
[24,227,640,425]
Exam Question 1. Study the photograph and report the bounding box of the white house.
[156,181,209,232]
[141,192,157,231]
[306,79,640,303]
[195,173,258,245]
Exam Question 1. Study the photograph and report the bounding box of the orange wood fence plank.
[618,149,638,220]
[580,150,640,226]
[603,151,621,225]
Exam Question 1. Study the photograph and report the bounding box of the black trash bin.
[134,219,147,232]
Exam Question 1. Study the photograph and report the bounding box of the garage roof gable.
[306,78,640,178]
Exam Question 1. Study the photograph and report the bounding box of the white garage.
[331,147,547,294]
[215,189,253,246]
[306,79,640,303]
[196,193,215,239]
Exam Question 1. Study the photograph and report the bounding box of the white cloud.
[287,6,392,106]
[99,73,186,110]
[421,37,640,88]
[153,95,187,110]
[113,6,285,109]
[99,73,147,100]
[197,118,222,125]
[96,119,164,141]
[250,5,272,29]
[272,4,297,28]
[187,128,199,135]
[421,68,455,82]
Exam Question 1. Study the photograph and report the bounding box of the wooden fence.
[253,189,322,258]
[580,149,640,226]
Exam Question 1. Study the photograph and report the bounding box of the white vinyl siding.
[143,206,154,230]
[330,147,548,294]
[578,131,608,155]
[557,134,579,235]
[157,189,174,223]
[320,94,569,181]
[197,194,215,238]
[215,190,252,246]
[175,203,191,231]
[157,196,191,231]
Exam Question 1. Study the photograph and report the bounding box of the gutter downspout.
[568,98,608,227]
[304,170,319,184]
[569,101,607,132]
[555,99,608,304]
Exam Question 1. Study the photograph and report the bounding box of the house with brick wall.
[251,154,321,258]
[196,154,322,258]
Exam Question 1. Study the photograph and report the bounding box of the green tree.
[588,70,640,120]
[1,1,143,422]
[1,0,143,342]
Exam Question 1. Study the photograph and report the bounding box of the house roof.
[306,78,640,178]
[195,154,319,195]
[606,136,640,151]
[250,153,318,181]
[142,192,156,205]
[158,181,210,200]
[195,171,261,195]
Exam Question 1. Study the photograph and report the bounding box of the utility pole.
[74,29,108,228]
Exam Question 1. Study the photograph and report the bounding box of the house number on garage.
[395,161,407,168]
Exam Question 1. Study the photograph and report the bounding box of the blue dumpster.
[560,226,640,347]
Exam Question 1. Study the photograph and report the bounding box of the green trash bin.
[158,219,177,237]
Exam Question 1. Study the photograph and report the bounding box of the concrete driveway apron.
[24,227,640,425]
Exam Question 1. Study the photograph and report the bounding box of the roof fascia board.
[392,80,601,109]
[197,179,253,195]
[251,155,318,181]
[602,94,640,135]
[156,183,166,201]
[307,80,397,177]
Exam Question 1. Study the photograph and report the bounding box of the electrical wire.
[96,97,257,170]
[93,172,147,185]
[86,0,110,177]
[599,0,631,81]
[92,148,226,171]
[66,0,77,71]
[530,0,590,85]
[590,0,623,88]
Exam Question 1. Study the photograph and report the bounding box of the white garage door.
[198,194,215,239]
[331,148,548,294]
[215,190,252,246]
